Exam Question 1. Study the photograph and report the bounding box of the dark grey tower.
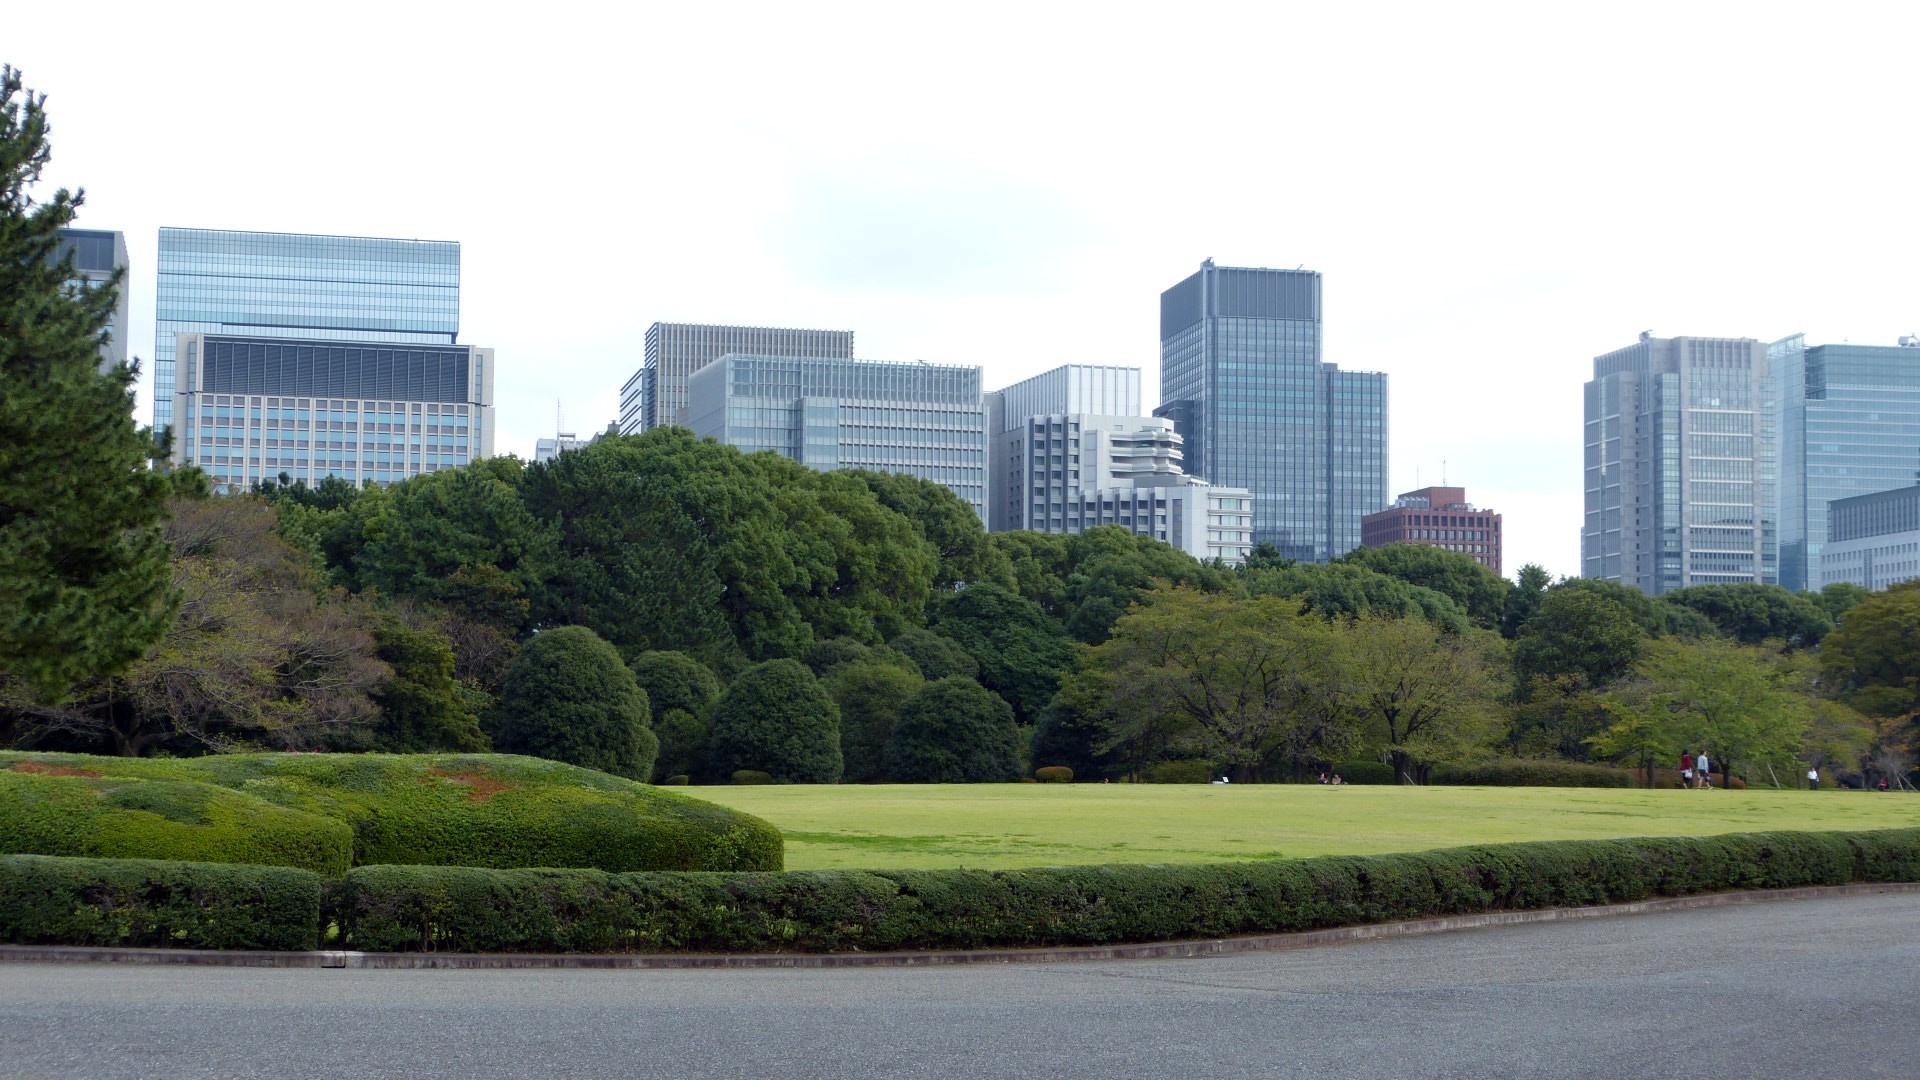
[1155,260,1387,562]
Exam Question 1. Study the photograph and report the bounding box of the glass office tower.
[54,228,130,373]
[1155,260,1387,561]
[624,323,856,433]
[1773,334,1920,591]
[153,229,460,435]
[687,354,987,517]
[1583,333,1771,594]
[171,334,494,492]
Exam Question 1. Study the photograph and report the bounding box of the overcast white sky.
[14,2,1919,580]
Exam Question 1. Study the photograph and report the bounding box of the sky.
[12,2,1919,580]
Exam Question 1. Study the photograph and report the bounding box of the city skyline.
[14,7,1917,581]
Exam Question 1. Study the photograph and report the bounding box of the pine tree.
[0,66,175,697]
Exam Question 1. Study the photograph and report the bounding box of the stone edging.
[4,882,1916,970]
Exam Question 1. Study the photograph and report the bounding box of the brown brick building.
[1360,486,1503,576]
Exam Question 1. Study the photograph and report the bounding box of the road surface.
[4,892,1916,1078]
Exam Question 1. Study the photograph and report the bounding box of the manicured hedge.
[0,770,352,875]
[0,753,782,874]
[0,854,320,950]
[1433,760,1635,788]
[322,828,1920,954]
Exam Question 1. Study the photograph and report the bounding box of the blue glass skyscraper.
[1155,260,1387,561]
[1773,334,1920,591]
[153,229,460,434]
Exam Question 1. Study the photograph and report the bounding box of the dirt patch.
[422,767,518,802]
[11,761,102,778]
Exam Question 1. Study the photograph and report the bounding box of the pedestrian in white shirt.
[1697,751,1712,789]
[1807,767,1819,791]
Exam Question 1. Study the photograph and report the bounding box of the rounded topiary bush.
[887,628,978,681]
[0,752,783,873]
[823,660,924,784]
[707,659,843,784]
[630,651,722,783]
[0,766,351,875]
[1035,766,1074,783]
[1140,760,1215,784]
[494,626,658,781]
[731,770,774,786]
[661,774,691,786]
[885,677,1022,783]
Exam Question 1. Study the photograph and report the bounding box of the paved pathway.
[4,892,1917,1078]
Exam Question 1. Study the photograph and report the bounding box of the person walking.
[1808,766,1819,791]
[1681,750,1695,789]
[1697,750,1712,790]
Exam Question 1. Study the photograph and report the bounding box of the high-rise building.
[534,432,590,464]
[170,334,493,492]
[1156,260,1387,562]
[1773,334,1920,592]
[153,229,460,435]
[1821,484,1920,591]
[1360,486,1503,575]
[53,228,129,373]
[686,354,986,517]
[985,364,1253,563]
[623,323,855,434]
[1582,333,1771,594]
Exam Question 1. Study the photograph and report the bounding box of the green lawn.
[680,784,1920,871]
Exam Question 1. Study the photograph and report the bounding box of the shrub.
[1036,766,1074,783]
[707,659,843,784]
[801,637,872,676]
[628,651,723,718]
[1327,760,1396,785]
[886,677,1022,783]
[662,775,691,786]
[649,708,708,786]
[1140,760,1215,784]
[324,828,1920,954]
[732,770,774,786]
[1,854,320,950]
[1434,760,1634,788]
[0,752,783,873]
[493,626,658,780]
[0,768,352,875]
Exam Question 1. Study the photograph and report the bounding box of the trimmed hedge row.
[0,854,320,950]
[0,770,354,875]
[0,753,782,874]
[321,828,1920,954]
[1432,760,1635,788]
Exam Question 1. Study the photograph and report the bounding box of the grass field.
[680,784,1920,871]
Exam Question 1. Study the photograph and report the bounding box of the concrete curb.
[5,882,1917,970]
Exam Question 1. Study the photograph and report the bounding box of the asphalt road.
[4,892,1918,1079]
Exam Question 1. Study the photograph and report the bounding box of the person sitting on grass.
[1330,773,1345,786]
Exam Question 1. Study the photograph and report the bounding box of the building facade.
[54,228,129,373]
[1359,486,1503,575]
[1582,333,1772,594]
[170,334,494,492]
[623,323,855,434]
[1821,485,1920,591]
[1773,335,1920,592]
[154,229,460,435]
[1156,260,1387,562]
[984,364,1253,563]
[687,354,987,517]
[534,432,591,464]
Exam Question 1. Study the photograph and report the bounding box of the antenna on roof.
[556,400,563,438]
[1442,459,1448,485]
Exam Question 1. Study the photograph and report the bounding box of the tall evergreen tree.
[0,67,174,697]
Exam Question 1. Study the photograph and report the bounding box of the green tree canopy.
[1335,544,1511,630]
[929,583,1076,724]
[842,469,1013,591]
[1501,563,1551,638]
[493,626,657,780]
[1339,617,1506,783]
[887,628,976,681]
[1551,577,1714,638]
[706,658,843,783]
[1060,526,1231,644]
[885,676,1023,783]
[824,659,924,783]
[1659,583,1833,647]
[1512,587,1647,692]
[0,66,175,697]
[985,531,1075,618]
[1820,581,1920,720]
[1814,581,1871,623]
[370,618,488,753]
[1241,561,1471,632]
[627,649,722,782]
[802,636,874,677]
